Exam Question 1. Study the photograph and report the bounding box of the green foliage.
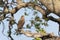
[36,28,46,35]
[35,16,41,21]
[30,20,35,24]
[33,11,38,15]
[33,38,42,40]
[34,0,38,4]
[26,24,31,28]
[24,12,28,16]
[42,22,48,26]
[45,18,49,21]
[35,23,40,29]
[39,28,46,33]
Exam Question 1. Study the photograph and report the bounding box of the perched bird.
[17,15,25,33]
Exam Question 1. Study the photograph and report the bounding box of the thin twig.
[8,24,14,40]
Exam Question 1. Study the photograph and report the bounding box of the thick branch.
[39,0,60,16]
[3,0,46,17]
[17,29,54,38]
[48,16,60,23]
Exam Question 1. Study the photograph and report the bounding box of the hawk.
[17,15,25,32]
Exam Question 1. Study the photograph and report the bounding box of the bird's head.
[21,15,25,20]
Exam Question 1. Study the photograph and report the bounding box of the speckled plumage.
[17,15,25,31]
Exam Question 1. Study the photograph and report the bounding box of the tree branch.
[38,0,60,17]
[17,29,54,38]
[3,0,46,17]
[48,16,60,23]
[8,25,13,40]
